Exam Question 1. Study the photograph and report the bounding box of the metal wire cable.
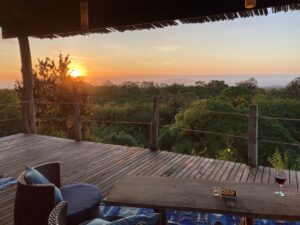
[259,139,299,147]
[259,115,300,122]
[0,118,20,122]
[205,110,248,117]
[87,119,151,125]
[161,124,248,139]
[36,117,151,125]
[34,101,75,105]
[0,102,21,106]
[37,117,68,121]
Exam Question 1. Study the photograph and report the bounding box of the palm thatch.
[0,0,299,39]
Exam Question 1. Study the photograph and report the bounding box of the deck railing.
[0,98,300,167]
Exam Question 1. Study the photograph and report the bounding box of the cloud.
[156,45,181,52]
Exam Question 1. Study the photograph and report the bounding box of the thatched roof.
[0,0,299,39]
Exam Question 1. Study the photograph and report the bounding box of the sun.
[70,68,82,78]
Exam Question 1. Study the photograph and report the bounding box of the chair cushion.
[61,183,103,225]
[24,167,63,204]
[80,214,160,225]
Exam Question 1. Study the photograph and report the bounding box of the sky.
[0,10,299,88]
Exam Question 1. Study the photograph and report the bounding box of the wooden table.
[104,175,300,225]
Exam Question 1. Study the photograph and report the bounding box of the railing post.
[149,96,160,151]
[74,101,82,142]
[248,104,258,167]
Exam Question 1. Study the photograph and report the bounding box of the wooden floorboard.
[0,134,299,225]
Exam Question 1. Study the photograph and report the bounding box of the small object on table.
[213,187,237,208]
[213,187,236,198]
[220,189,237,197]
[274,169,286,197]
[213,186,221,196]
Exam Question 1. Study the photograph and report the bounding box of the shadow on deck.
[0,133,299,224]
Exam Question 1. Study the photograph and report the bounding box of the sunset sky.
[0,11,299,88]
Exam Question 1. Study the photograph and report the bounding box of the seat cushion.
[61,183,103,225]
[24,167,63,204]
[80,213,160,225]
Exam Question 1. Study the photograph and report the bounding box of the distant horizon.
[0,74,298,89]
[87,74,299,87]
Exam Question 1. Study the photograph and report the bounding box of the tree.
[221,86,251,108]
[286,77,300,99]
[15,54,92,139]
[236,77,258,96]
[206,80,228,98]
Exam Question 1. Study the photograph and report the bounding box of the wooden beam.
[18,36,36,134]
[80,0,89,30]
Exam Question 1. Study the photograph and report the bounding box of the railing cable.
[161,124,248,139]
[0,118,20,122]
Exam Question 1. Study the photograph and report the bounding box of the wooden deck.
[0,134,299,225]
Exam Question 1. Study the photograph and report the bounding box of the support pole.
[149,96,160,151]
[18,36,36,134]
[248,104,258,167]
[74,101,82,142]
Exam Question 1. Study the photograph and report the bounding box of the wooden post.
[239,217,253,225]
[80,0,89,30]
[248,104,258,167]
[154,209,167,225]
[149,96,160,151]
[18,36,36,134]
[74,101,82,142]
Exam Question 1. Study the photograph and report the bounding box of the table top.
[105,175,300,221]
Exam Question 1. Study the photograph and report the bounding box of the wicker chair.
[14,162,60,225]
[48,201,68,225]
[14,162,103,225]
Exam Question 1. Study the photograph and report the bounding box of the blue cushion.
[24,167,63,204]
[61,183,103,225]
[83,214,160,225]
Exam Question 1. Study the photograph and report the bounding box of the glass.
[274,169,286,197]
[212,186,221,197]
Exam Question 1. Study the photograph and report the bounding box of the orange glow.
[69,63,87,78]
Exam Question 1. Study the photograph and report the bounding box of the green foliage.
[102,130,140,146]
[221,86,252,107]
[0,89,22,137]
[2,74,300,169]
[236,77,258,96]
[268,148,300,170]
[91,124,146,147]
[163,99,248,161]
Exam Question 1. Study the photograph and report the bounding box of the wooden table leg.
[240,217,253,225]
[245,217,253,225]
[154,209,167,225]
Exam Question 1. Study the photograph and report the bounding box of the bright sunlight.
[70,69,82,77]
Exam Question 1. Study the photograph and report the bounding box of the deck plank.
[227,163,241,182]
[0,134,299,225]
[261,167,271,184]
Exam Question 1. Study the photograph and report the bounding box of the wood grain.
[0,134,299,225]
[105,175,300,221]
